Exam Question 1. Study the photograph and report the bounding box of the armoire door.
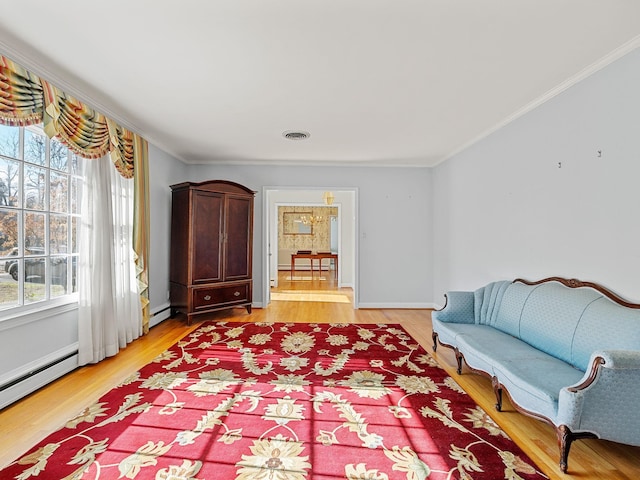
[192,190,224,283]
[224,195,252,280]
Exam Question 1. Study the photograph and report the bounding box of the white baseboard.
[0,343,78,388]
[357,302,436,309]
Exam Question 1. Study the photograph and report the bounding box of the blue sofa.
[431,277,640,473]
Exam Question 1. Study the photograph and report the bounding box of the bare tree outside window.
[50,138,68,172]
[24,128,46,166]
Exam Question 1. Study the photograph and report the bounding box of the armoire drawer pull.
[204,295,211,301]
[234,291,240,297]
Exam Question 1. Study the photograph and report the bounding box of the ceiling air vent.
[283,130,310,140]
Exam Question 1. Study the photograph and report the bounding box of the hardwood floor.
[1,271,639,479]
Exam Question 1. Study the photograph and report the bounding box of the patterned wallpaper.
[278,206,338,252]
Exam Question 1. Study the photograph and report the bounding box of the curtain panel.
[0,54,150,332]
[78,154,142,365]
[133,135,150,334]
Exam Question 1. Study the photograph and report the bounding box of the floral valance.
[0,55,133,178]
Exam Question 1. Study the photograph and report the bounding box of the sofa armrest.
[432,291,475,324]
[567,350,640,392]
[593,350,640,369]
[557,350,640,446]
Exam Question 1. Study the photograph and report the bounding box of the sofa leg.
[454,349,464,374]
[556,425,598,473]
[557,425,573,473]
[492,376,503,411]
[432,332,438,352]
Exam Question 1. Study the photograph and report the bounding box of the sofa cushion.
[518,282,602,366]
[474,281,510,326]
[431,318,482,349]
[490,281,601,367]
[571,297,640,371]
[493,357,584,423]
[493,282,534,337]
[454,327,545,374]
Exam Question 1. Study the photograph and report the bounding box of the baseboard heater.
[0,350,78,393]
[0,348,79,410]
[150,303,172,328]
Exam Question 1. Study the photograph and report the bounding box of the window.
[0,123,82,311]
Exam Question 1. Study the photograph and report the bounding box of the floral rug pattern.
[2,322,548,479]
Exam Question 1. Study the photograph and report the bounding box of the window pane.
[71,255,77,293]
[50,138,69,172]
[0,220,20,307]
[0,157,21,207]
[70,177,81,214]
[24,256,45,279]
[50,214,68,254]
[24,212,45,250]
[50,171,68,213]
[0,283,19,309]
[25,257,46,304]
[71,216,78,253]
[4,253,19,280]
[0,253,19,308]
[24,164,47,210]
[71,152,82,175]
[50,256,70,297]
[0,209,18,255]
[0,124,20,160]
[24,129,46,166]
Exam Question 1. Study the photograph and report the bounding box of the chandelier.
[300,214,322,226]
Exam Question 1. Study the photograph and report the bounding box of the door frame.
[262,187,359,308]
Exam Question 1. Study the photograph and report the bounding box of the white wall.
[432,47,640,304]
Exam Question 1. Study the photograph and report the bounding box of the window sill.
[0,295,79,332]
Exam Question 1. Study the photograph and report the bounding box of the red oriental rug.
[2,322,548,480]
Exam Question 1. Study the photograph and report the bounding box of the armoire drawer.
[192,283,250,310]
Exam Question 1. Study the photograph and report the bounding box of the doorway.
[262,188,358,308]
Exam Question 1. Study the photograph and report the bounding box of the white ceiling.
[1,1,639,167]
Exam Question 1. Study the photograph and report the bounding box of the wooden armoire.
[169,180,255,324]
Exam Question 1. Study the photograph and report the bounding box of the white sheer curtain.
[78,154,142,365]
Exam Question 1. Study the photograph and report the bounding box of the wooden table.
[290,252,338,280]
